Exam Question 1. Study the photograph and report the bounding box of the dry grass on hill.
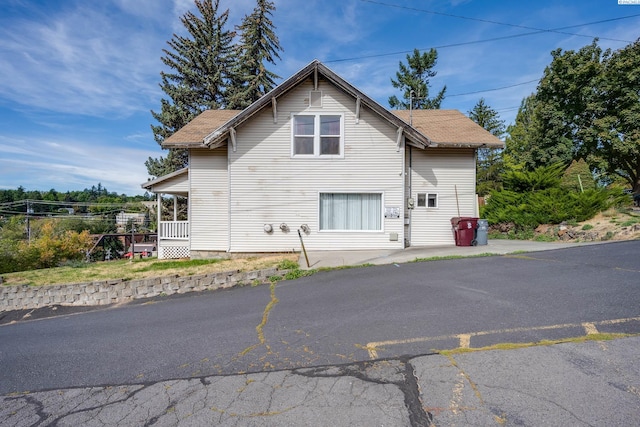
[534,207,640,242]
[2,253,299,287]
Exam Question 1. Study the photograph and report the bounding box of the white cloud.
[0,133,162,194]
[0,1,165,118]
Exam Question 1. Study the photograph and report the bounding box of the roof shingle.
[393,109,504,148]
[163,110,241,148]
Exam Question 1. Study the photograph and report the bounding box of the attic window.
[309,90,322,107]
[292,113,343,158]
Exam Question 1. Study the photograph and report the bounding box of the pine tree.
[227,0,283,110]
[389,48,446,110]
[468,98,505,195]
[147,0,235,177]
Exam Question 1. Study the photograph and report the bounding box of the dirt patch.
[535,208,640,242]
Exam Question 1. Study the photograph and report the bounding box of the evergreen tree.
[468,98,505,138]
[227,0,283,110]
[389,48,446,110]
[561,159,597,192]
[468,98,505,195]
[147,0,235,177]
[504,95,538,169]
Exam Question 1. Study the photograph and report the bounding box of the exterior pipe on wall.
[298,229,310,268]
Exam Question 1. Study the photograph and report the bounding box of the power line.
[447,79,539,97]
[360,0,636,44]
[0,199,144,208]
[327,8,639,63]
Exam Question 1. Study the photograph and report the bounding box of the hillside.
[534,207,640,242]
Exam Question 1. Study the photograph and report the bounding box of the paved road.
[1,241,639,425]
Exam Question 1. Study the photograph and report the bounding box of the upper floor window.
[292,114,343,158]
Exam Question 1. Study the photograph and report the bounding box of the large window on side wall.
[292,114,343,158]
[319,193,382,231]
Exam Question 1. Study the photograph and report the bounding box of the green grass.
[1,254,298,287]
[413,253,498,263]
[581,224,594,231]
[621,218,640,227]
[277,259,299,270]
[533,234,557,242]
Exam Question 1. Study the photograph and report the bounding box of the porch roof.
[141,167,188,196]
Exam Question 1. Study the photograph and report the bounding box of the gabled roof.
[392,110,504,148]
[160,60,432,150]
[163,110,241,148]
[160,60,503,150]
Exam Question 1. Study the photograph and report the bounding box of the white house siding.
[150,175,188,194]
[189,148,228,252]
[228,80,405,252]
[408,148,476,246]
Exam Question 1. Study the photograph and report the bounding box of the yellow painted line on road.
[364,316,640,359]
[582,322,599,335]
[458,334,471,349]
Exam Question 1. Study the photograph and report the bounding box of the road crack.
[239,281,279,357]
[293,358,433,427]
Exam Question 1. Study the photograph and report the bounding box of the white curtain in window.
[320,193,382,230]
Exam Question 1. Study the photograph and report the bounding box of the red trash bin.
[451,217,479,246]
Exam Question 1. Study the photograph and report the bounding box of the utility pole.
[26,200,32,243]
[130,220,136,263]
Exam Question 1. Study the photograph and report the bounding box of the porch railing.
[159,221,189,240]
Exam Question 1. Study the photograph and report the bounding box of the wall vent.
[309,90,322,107]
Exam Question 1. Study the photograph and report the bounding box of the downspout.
[401,139,406,248]
[227,145,232,253]
[408,145,412,248]
[187,150,192,256]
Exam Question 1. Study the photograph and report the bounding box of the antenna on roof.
[409,90,414,126]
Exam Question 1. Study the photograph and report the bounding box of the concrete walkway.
[299,239,603,269]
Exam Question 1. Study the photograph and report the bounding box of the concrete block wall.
[0,267,285,312]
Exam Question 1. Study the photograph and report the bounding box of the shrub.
[0,219,93,273]
[482,187,612,231]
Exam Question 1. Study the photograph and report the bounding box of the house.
[142,60,503,259]
[115,211,148,232]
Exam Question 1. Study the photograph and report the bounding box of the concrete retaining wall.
[0,268,285,312]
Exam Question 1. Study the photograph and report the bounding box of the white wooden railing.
[159,221,189,240]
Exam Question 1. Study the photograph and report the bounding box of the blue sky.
[1,0,638,195]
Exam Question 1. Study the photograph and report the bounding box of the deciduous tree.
[586,39,640,192]
[504,39,640,192]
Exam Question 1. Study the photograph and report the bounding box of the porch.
[158,220,190,259]
[142,168,191,259]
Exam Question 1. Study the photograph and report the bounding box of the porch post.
[157,192,162,238]
[173,195,178,221]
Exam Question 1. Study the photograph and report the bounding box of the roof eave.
[429,141,505,149]
[141,167,189,190]
[162,142,208,149]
